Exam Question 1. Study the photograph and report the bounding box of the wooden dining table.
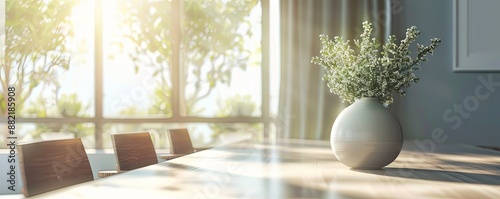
[31,139,500,198]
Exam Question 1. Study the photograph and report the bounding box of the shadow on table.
[157,162,360,199]
[354,167,500,185]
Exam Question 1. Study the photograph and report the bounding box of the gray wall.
[393,0,500,146]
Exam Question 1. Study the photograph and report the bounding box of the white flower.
[311,21,441,105]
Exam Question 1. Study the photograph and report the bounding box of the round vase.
[331,97,403,169]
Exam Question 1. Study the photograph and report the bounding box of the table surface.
[29,139,500,199]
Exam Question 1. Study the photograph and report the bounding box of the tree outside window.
[1,0,265,148]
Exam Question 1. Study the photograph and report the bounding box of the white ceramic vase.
[331,97,403,169]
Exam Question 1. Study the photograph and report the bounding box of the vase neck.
[355,97,390,108]
[356,97,379,102]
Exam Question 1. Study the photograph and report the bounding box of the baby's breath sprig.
[311,21,441,105]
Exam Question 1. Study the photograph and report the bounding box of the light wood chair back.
[167,128,195,154]
[112,132,158,171]
[18,138,94,197]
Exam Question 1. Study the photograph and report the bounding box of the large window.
[1,0,275,149]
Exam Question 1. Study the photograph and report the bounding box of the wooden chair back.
[168,128,195,154]
[18,138,94,197]
[112,132,158,171]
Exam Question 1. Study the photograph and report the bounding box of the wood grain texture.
[18,138,93,197]
[167,129,195,154]
[34,139,500,199]
[112,132,158,171]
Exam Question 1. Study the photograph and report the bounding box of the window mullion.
[171,0,182,119]
[95,0,104,149]
[262,0,271,139]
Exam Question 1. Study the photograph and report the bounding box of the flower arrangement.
[311,21,441,105]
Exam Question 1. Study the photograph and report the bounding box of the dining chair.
[112,132,158,171]
[160,128,209,160]
[18,138,94,197]
[98,132,159,178]
[168,128,195,154]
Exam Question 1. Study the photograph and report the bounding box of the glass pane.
[202,122,264,143]
[102,123,178,149]
[181,0,262,117]
[4,0,95,118]
[103,0,173,118]
[5,123,95,149]
[102,122,263,149]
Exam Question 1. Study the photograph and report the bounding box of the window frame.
[5,0,271,149]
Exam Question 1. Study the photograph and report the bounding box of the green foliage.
[311,21,441,105]
[215,95,257,117]
[210,95,261,138]
[117,0,259,114]
[148,87,173,116]
[114,0,262,143]
[26,93,92,139]
[1,0,79,115]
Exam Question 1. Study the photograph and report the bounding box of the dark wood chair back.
[112,132,158,171]
[18,138,94,197]
[168,128,195,154]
